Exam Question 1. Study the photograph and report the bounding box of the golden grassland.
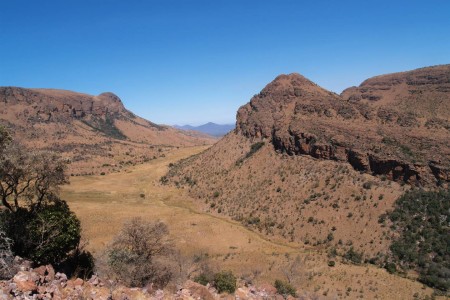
[61,146,436,299]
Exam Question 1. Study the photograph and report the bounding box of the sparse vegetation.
[236,142,265,165]
[275,279,297,298]
[81,113,127,140]
[343,247,363,264]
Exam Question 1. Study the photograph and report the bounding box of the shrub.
[160,176,169,184]
[236,142,265,165]
[59,243,95,279]
[343,247,363,264]
[328,260,336,267]
[362,182,372,189]
[1,200,81,266]
[107,218,174,288]
[194,273,212,286]
[384,262,397,274]
[274,279,297,298]
[213,271,236,294]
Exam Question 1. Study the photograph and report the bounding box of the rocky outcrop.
[236,66,450,186]
[341,64,450,120]
[0,261,302,300]
[0,87,126,122]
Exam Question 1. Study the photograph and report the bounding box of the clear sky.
[1,1,449,125]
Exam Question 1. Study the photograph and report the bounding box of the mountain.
[0,87,214,175]
[166,65,450,259]
[174,122,235,137]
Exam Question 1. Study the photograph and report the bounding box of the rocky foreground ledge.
[1,260,303,300]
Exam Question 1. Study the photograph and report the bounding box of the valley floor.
[61,146,436,299]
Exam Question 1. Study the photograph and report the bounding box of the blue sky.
[1,1,449,125]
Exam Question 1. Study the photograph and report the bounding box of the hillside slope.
[166,65,450,259]
[0,87,214,174]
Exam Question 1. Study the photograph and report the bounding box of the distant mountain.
[174,122,235,137]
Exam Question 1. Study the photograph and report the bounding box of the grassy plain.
[61,146,435,299]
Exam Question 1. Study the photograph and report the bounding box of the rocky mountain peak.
[235,66,449,186]
[259,72,335,100]
[96,92,124,106]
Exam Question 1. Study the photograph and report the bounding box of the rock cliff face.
[0,88,125,118]
[0,87,147,134]
[0,87,213,174]
[236,66,450,186]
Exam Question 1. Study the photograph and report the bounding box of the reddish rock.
[33,265,47,276]
[74,278,84,287]
[236,66,450,186]
[13,271,38,292]
[182,280,215,300]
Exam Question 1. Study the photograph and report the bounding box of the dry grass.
[61,146,435,299]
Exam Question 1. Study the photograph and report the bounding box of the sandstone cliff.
[237,65,450,186]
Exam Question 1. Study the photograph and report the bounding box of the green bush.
[194,273,211,286]
[384,262,397,274]
[235,142,265,165]
[213,271,236,294]
[1,200,81,266]
[343,247,363,264]
[274,279,297,297]
[387,189,450,291]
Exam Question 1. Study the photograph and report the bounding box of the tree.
[0,143,68,212]
[0,126,83,267]
[107,217,175,288]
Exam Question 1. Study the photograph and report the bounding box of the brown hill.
[166,65,450,258]
[0,87,214,174]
